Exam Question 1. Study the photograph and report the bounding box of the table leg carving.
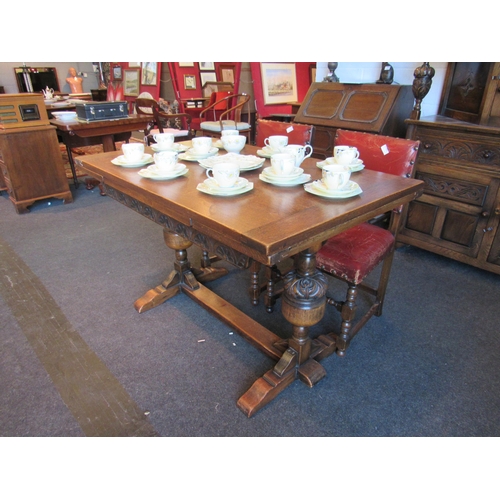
[237,245,329,416]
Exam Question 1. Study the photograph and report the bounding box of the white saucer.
[179,147,219,160]
[199,153,265,171]
[262,166,303,180]
[138,164,188,180]
[317,158,365,172]
[256,147,281,159]
[304,180,362,199]
[151,143,188,153]
[111,154,153,167]
[197,178,253,196]
[259,173,311,186]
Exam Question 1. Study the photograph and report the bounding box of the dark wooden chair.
[152,103,193,141]
[254,118,315,148]
[199,93,251,140]
[254,129,420,360]
[314,129,420,358]
[134,97,157,144]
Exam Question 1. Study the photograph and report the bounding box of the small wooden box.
[0,93,50,129]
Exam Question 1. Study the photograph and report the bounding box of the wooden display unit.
[399,62,500,275]
[0,93,50,129]
[0,124,73,213]
[294,82,414,159]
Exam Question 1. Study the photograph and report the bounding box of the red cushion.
[316,223,395,284]
[335,129,418,178]
[255,119,313,147]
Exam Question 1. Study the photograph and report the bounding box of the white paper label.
[286,126,294,133]
[381,144,389,155]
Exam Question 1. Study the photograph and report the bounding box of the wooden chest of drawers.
[399,115,500,274]
[0,125,73,213]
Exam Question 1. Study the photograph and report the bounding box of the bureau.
[294,82,414,159]
[399,116,500,274]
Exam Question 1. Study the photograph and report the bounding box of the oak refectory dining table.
[75,143,424,417]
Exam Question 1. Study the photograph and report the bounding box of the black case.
[75,101,129,121]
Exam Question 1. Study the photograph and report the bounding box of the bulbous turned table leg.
[237,245,329,417]
[134,228,228,313]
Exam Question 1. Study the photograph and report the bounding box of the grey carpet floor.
[1,184,499,438]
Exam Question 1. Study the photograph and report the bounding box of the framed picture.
[219,64,235,84]
[141,62,157,85]
[179,62,194,67]
[128,62,141,68]
[200,72,216,87]
[113,65,122,81]
[199,62,215,71]
[260,63,298,105]
[124,69,140,96]
[184,75,196,90]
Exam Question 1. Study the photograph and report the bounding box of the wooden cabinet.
[399,116,500,274]
[294,82,415,159]
[0,125,73,213]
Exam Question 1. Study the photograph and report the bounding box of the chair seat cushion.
[200,121,251,132]
[316,222,395,284]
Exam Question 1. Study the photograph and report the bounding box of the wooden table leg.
[134,229,228,313]
[237,244,329,417]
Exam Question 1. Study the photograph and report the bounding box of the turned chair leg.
[336,285,358,357]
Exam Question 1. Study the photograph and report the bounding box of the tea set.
[150,133,188,153]
[110,130,364,198]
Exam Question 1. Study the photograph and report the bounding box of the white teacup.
[206,162,240,188]
[322,163,351,191]
[334,145,359,166]
[153,151,178,173]
[270,153,296,176]
[221,130,239,137]
[221,135,246,154]
[153,132,175,149]
[264,135,288,152]
[192,137,213,154]
[122,143,145,162]
[280,144,313,167]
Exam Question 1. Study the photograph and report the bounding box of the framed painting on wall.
[179,62,194,67]
[260,63,298,105]
[184,75,196,90]
[141,62,157,85]
[219,65,235,84]
[200,72,216,87]
[124,69,140,96]
[199,62,215,71]
[113,65,122,81]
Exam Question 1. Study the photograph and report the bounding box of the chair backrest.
[200,93,250,125]
[334,129,419,178]
[135,97,157,116]
[255,119,314,147]
[152,103,192,134]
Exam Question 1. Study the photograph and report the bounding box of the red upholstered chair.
[254,119,314,148]
[315,129,420,358]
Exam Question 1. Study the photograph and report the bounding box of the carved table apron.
[77,143,423,417]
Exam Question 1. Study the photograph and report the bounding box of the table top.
[77,143,424,266]
[50,114,151,131]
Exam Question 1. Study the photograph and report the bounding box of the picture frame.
[123,69,140,96]
[141,62,157,86]
[179,62,194,67]
[184,74,197,90]
[200,72,216,87]
[260,63,298,105]
[128,62,141,68]
[219,64,235,84]
[199,62,215,71]
[113,65,122,81]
